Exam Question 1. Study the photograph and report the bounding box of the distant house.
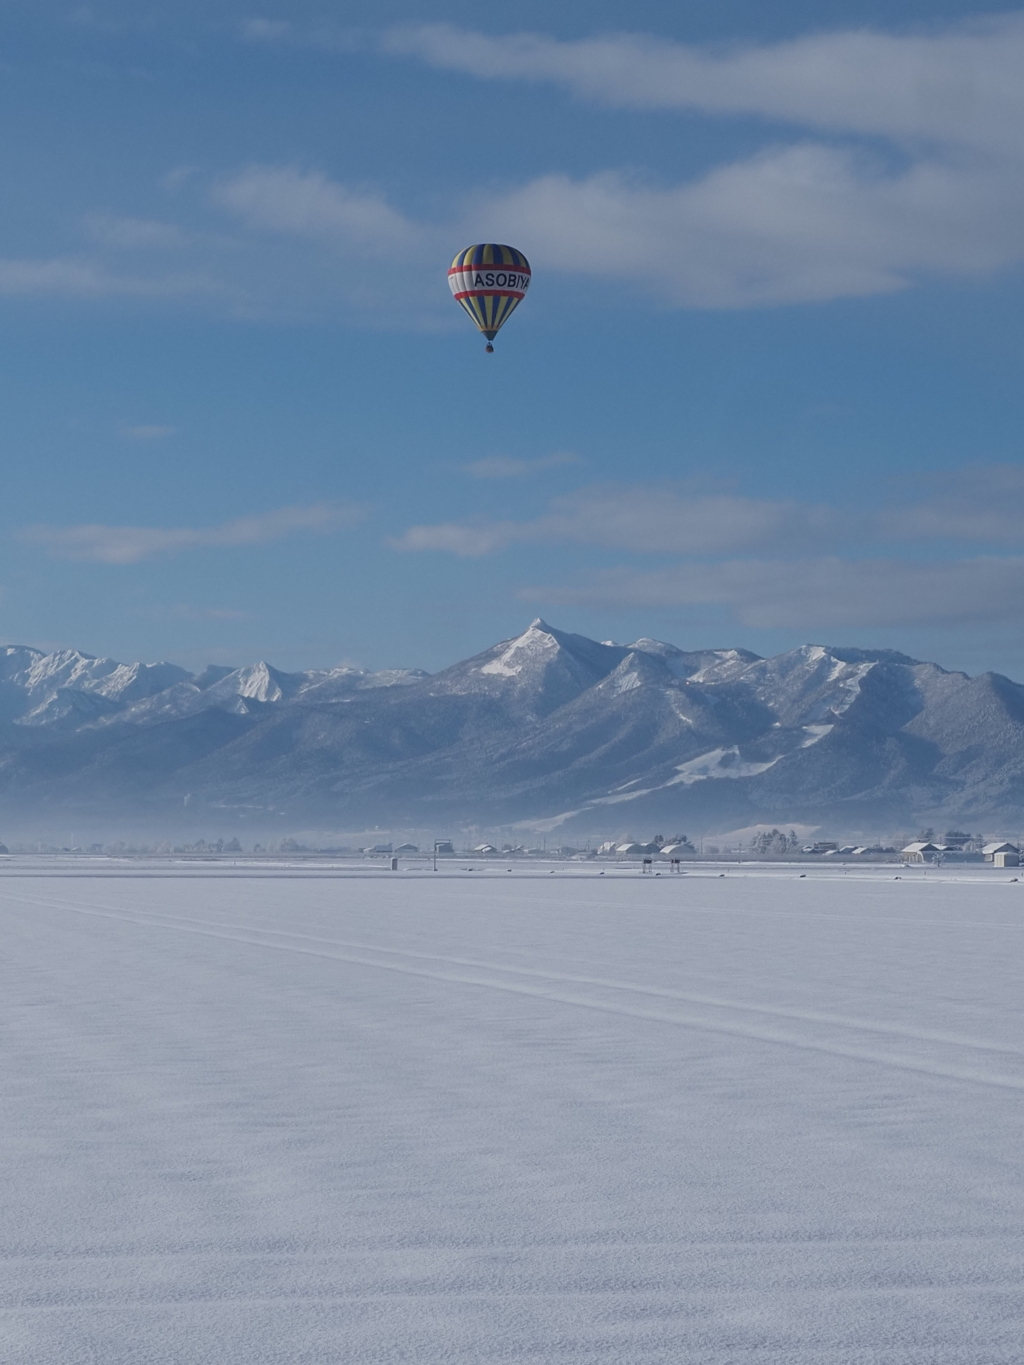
[363,843,393,854]
[434,840,454,855]
[615,842,644,856]
[983,842,1019,862]
[394,843,419,853]
[473,843,498,855]
[597,841,618,855]
[902,841,939,863]
[659,843,691,858]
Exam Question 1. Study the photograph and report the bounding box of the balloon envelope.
[448,244,531,341]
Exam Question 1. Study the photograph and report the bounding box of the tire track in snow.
[8,890,1024,1094]
[9,889,1018,1062]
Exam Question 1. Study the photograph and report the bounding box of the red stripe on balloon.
[452,289,525,301]
[448,266,531,277]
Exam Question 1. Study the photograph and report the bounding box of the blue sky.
[4,1,1024,676]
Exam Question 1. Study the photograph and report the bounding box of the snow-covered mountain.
[1,622,1023,836]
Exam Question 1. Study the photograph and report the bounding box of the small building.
[994,850,1020,868]
[616,842,644,856]
[473,843,498,855]
[902,841,939,863]
[434,840,454,855]
[983,842,1019,862]
[363,843,393,854]
[659,843,690,857]
[394,843,419,853]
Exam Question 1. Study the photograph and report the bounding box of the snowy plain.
[4,858,1024,1363]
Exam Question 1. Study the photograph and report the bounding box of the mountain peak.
[481,621,562,677]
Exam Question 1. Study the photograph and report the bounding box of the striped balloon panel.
[449,244,531,272]
[454,291,523,338]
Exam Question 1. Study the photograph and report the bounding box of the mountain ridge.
[0,622,1021,837]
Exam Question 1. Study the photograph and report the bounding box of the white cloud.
[0,258,211,298]
[239,17,363,52]
[472,146,1024,307]
[384,18,1024,307]
[876,465,1024,543]
[15,16,1024,324]
[396,471,1024,630]
[391,486,835,556]
[240,18,292,42]
[21,503,361,565]
[85,214,191,250]
[392,522,517,557]
[384,18,1024,152]
[393,471,1024,558]
[522,555,1024,629]
[462,453,582,479]
[213,165,421,253]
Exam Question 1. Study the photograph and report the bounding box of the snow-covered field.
[4,859,1024,1363]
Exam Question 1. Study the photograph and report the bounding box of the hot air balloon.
[448,244,530,352]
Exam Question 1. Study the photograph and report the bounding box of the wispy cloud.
[0,257,212,299]
[462,453,583,479]
[18,16,1024,322]
[212,165,422,253]
[395,467,1024,630]
[21,503,361,564]
[392,522,519,557]
[85,214,191,250]
[391,486,836,556]
[170,604,254,621]
[876,465,1024,544]
[384,19,1024,150]
[472,149,1024,307]
[222,17,1024,310]
[239,17,363,52]
[393,467,1024,558]
[522,556,1024,629]
[379,19,1024,307]
[240,18,292,43]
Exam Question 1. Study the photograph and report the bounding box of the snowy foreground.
[5,860,1024,1363]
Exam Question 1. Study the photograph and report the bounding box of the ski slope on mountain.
[4,861,1024,1363]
